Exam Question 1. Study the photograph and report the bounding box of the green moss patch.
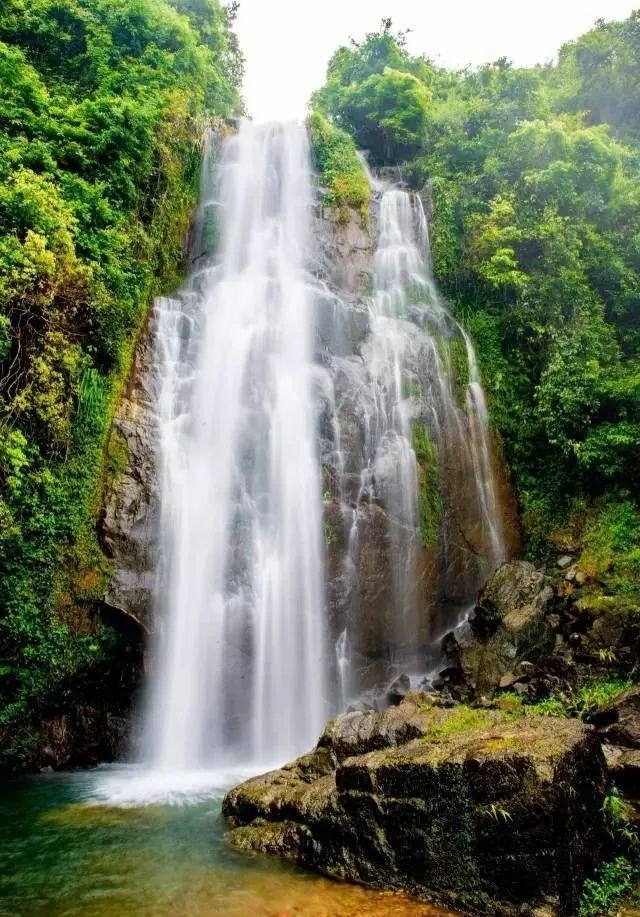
[308,110,371,225]
[411,421,442,547]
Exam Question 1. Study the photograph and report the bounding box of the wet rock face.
[312,203,374,296]
[42,708,131,769]
[100,324,159,632]
[448,562,556,698]
[223,696,607,917]
[311,187,525,703]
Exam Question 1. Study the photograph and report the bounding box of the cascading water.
[317,168,512,701]
[99,126,515,807]
[462,329,505,567]
[144,121,327,779]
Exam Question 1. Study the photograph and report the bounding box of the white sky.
[234,0,637,121]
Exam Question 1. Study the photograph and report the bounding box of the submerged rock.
[223,696,607,916]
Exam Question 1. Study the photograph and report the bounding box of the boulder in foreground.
[223,697,607,917]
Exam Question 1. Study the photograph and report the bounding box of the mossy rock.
[223,696,607,916]
[451,561,556,697]
[574,589,640,665]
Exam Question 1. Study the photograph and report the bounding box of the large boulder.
[224,696,607,917]
[591,686,640,748]
[450,562,556,697]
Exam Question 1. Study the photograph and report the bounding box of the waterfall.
[319,168,509,700]
[144,121,327,777]
[461,327,506,567]
[101,125,513,807]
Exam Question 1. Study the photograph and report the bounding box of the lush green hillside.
[0,0,242,769]
[311,15,640,609]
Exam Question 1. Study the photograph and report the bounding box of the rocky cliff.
[100,185,520,709]
[101,321,159,633]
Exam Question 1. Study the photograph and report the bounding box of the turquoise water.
[0,767,456,917]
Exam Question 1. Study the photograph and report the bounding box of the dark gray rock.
[591,687,640,748]
[101,323,159,632]
[602,744,640,795]
[42,707,132,768]
[386,674,411,706]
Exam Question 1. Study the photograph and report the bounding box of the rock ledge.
[223,697,607,917]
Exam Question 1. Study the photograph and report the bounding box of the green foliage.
[484,803,512,823]
[0,0,242,768]
[495,678,632,732]
[323,518,338,547]
[312,22,433,164]
[307,110,370,224]
[411,421,442,547]
[446,333,470,408]
[557,13,640,143]
[498,677,632,724]
[525,697,570,718]
[327,68,430,164]
[602,786,637,839]
[574,678,632,718]
[579,857,635,916]
[580,502,640,583]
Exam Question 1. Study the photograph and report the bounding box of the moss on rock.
[411,421,442,548]
[223,696,608,917]
[308,110,371,225]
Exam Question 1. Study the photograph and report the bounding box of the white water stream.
[332,171,507,689]
[143,121,327,782]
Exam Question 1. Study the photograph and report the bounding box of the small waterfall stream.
[320,169,509,700]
